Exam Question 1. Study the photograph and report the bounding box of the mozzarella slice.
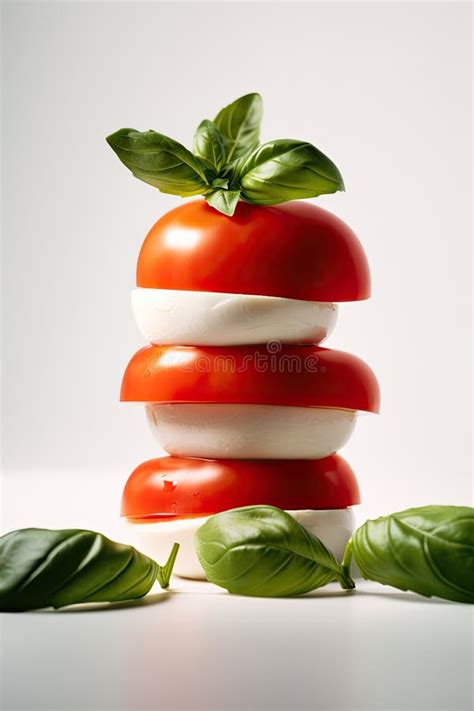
[132,288,338,346]
[146,403,357,459]
[122,508,356,580]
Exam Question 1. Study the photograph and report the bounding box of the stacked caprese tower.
[107,94,380,579]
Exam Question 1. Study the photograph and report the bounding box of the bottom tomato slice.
[121,455,360,519]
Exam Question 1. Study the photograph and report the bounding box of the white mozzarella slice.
[122,508,356,580]
[132,288,337,346]
[146,403,357,459]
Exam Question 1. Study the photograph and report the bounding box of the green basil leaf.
[238,139,344,205]
[211,178,229,189]
[205,189,241,217]
[0,528,179,611]
[195,505,354,597]
[106,128,209,197]
[214,93,263,162]
[193,120,226,172]
[344,506,474,604]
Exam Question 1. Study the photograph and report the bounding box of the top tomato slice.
[120,344,380,413]
[121,455,360,518]
[136,200,370,302]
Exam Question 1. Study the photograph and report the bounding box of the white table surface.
[1,472,473,711]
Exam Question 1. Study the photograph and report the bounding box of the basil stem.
[157,542,180,589]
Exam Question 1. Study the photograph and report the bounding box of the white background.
[2,1,472,526]
[1,4,472,711]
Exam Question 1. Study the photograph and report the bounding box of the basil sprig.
[195,506,355,597]
[106,93,344,216]
[0,528,179,611]
[343,505,474,604]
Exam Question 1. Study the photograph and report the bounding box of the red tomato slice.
[120,344,380,413]
[121,455,360,518]
[136,200,370,302]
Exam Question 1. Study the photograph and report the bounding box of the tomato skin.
[121,455,360,518]
[136,200,370,302]
[120,344,380,413]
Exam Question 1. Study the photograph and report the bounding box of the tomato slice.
[120,344,380,413]
[121,455,360,518]
[136,200,370,302]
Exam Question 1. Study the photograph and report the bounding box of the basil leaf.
[106,128,209,196]
[238,139,344,205]
[205,189,241,217]
[211,178,229,189]
[214,93,262,162]
[0,528,179,611]
[195,505,354,597]
[344,506,474,604]
[193,120,226,172]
